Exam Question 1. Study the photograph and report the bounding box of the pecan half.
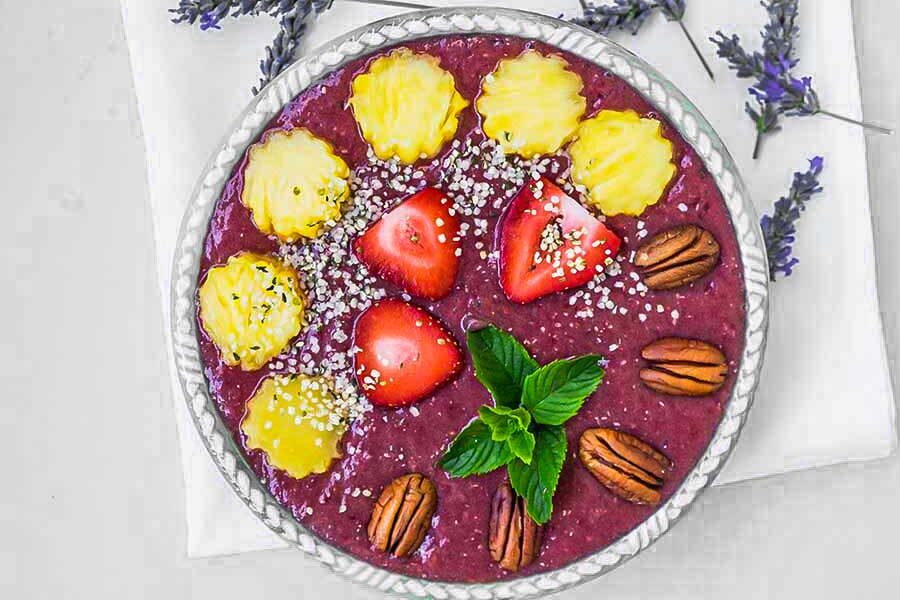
[640,337,728,396]
[578,428,672,505]
[367,473,437,558]
[488,482,543,572]
[635,224,720,290]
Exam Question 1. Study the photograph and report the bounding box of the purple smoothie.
[196,35,746,582]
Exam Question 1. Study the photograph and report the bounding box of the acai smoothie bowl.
[171,8,769,598]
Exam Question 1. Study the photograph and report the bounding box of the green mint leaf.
[521,355,605,425]
[507,426,567,525]
[507,428,536,464]
[439,419,514,478]
[479,405,531,441]
[467,325,539,408]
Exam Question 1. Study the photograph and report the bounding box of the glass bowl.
[170,7,770,598]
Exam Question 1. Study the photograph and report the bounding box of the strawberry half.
[355,187,461,300]
[352,298,463,408]
[498,177,622,304]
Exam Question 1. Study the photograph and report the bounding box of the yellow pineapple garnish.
[198,253,305,371]
[349,48,468,164]
[569,110,676,217]
[242,374,345,479]
[241,128,350,242]
[477,50,586,157]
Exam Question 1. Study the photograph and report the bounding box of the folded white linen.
[119,0,895,557]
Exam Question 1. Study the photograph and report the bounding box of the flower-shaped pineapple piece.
[569,110,676,217]
[349,48,468,164]
[477,50,586,157]
[241,128,350,241]
[241,374,345,479]
[198,253,305,371]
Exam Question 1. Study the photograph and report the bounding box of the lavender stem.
[816,109,893,135]
[677,19,714,81]
[752,130,763,160]
[342,0,433,8]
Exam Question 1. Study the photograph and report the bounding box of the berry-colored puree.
[196,35,745,582]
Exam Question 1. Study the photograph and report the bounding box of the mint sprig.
[439,324,605,525]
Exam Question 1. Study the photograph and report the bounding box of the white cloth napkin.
[120,0,896,558]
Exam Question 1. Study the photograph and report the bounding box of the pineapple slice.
[241,128,350,242]
[477,50,586,157]
[198,253,305,371]
[349,48,468,164]
[569,110,676,217]
[242,374,345,479]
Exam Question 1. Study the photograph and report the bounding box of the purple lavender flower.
[760,156,825,280]
[711,0,888,158]
[573,0,655,36]
[170,1,309,25]
[253,9,314,95]
[761,0,799,64]
[747,59,820,116]
[199,11,222,30]
[751,74,786,104]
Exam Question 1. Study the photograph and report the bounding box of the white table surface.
[1,1,897,598]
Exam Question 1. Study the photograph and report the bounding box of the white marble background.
[1,1,898,598]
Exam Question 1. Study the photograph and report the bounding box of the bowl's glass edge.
[169,7,770,598]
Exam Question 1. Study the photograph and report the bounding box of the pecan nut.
[578,428,672,505]
[640,337,728,396]
[635,224,720,290]
[367,473,437,558]
[488,481,543,572]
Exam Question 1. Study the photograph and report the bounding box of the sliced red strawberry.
[352,298,463,408]
[355,188,461,300]
[498,178,622,304]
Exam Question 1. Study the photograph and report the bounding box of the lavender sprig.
[712,0,891,159]
[253,5,322,94]
[573,0,656,36]
[170,1,305,30]
[573,0,714,80]
[760,156,824,280]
